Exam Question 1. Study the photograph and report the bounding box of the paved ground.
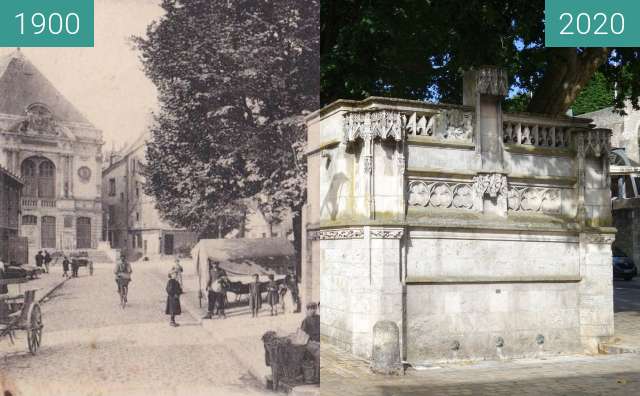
[607,278,640,351]
[320,277,640,395]
[0,261,274,396]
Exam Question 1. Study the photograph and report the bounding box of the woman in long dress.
[165,272,183,326]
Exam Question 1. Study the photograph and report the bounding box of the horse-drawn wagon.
[0,278,43,354]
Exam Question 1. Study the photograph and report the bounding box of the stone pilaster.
[578,232,615,352]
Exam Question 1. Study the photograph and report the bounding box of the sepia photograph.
[0,0,319,395]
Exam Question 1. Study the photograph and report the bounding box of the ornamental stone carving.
[14,104,60,135]
[343,110,404,144]
[507,187,562,214]
[370,229,404,239]
[575,129,611,158]
[404,109,474,142]
[474,67,509,97]
[309,229,364,240]
[473,173,508,199]
[408,181,474,209]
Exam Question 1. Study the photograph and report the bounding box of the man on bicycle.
[114,253,132,299]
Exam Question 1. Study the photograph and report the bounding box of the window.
[120,192,124,202]
[136,184,140,198]
[108,178,116,196]
[22,215,37,225]
[21,156,55,198]
[136,212,140,221]
[132,159,136,174]
[38,160,55,198]
[64,216,73,228]
[108,205,115,225]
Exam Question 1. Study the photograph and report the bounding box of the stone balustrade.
[502,113,588,149]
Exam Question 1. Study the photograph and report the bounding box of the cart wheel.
[89,262,94,276]
[27,303,43,355]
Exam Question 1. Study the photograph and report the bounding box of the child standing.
[266,274,279,316]
[165,272,183,327]
[248,273,262,318]
[62,255,70,278]
[278,276,289,314]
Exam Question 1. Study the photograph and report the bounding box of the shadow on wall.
[321,172,349,221]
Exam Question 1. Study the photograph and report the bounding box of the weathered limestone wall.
[309,67,615,363]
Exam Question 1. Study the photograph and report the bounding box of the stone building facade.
[0,164,23,263]
[102,132,196,258]
[0,50,103,258]
[583,105,640,267]
[307,67,615,363]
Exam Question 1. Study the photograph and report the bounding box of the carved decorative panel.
[507,187,562,214]
[408,181,474,210]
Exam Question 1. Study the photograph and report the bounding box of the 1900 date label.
[0,0,93,47]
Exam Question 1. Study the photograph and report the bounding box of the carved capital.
[343,110,404,144]
[472,67,509,97]
[473,173,508,199]
[574,128,611,158]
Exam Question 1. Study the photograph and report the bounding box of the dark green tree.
[322,0,640,115]
[571,72,615,116]
[135,0,318,247]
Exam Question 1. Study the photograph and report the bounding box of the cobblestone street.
[0,262,273,396]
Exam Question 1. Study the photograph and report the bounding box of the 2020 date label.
[0,0,93,47]
[546,0,640,47]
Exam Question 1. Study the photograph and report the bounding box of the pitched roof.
[0,163,23,185]
[0,50,91,124]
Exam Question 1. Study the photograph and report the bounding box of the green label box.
[546,0,640,47]
[0,0,93,47]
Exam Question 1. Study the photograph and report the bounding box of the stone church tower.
[0,50,103,256]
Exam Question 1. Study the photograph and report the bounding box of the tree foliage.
[321,0,640,115]
[571,72,615,116]
[135,0,319,237]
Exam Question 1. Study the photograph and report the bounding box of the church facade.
[0,50,103,257]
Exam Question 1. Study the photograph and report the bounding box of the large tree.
[135,0,318,246]
[321,0,640,115]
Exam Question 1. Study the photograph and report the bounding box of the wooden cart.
[0,279,43,354]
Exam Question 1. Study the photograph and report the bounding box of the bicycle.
[117,278,129,309]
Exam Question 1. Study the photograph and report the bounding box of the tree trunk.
[291,206,303,283]
[527,48,609,116]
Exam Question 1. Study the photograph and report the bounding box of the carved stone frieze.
[473,173,508,199]
[507,187,562,214]
[343,110,404,144]
[408,181,474,209]
[344,108,474,144]
[308,228,364,240]
[370,229,404,239]
[575,129,611,158]
[404,109,473,141]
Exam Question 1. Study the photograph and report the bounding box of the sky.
[0,0,165,149]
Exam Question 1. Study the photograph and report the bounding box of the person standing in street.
[71,257,79,277]
[300,302,320,382]
[62,255,70,278]
[165,272,183,327]
[266,274,279,316]
[278,277,289,314]
[43,250,51,274]
[171,258,184,287]
[213,273,229,319]
[249,273,262,318]
[35,251,43,271]
[203,261,226,319]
